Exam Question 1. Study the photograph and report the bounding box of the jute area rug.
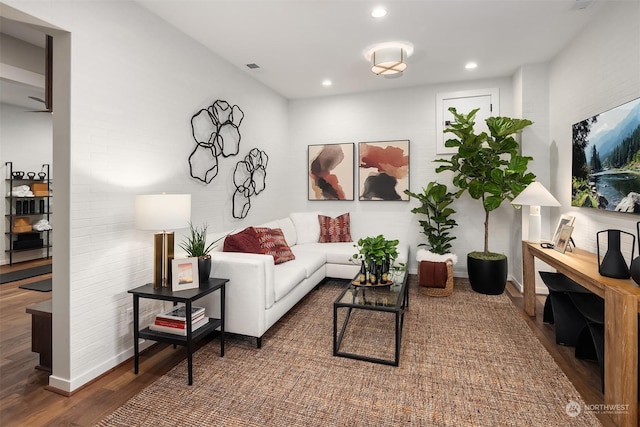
[98,279,601,427]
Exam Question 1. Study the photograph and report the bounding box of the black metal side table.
[129,277,228,385]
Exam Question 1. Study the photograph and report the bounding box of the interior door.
[436,88,499,154]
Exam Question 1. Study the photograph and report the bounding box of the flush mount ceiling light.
[371,7,387,18]
[363,42,414,76]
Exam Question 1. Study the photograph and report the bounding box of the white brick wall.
[5,0,290,392]
[5,0,637,392]
[289,77,516,278]
[549,1,640,261]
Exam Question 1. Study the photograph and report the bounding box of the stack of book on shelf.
[149,305,208,336]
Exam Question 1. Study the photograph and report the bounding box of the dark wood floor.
[0,262,614,426]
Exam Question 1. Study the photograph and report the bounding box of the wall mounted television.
[571,97,640,213]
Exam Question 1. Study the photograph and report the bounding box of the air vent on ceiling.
[246,63,260,69]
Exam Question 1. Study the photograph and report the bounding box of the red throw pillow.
[223,227,262,254]
[253,227,296,264]
[318,213,352,243]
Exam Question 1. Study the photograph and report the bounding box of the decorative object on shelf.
[12,217,32,233]
[26,172,36,179]
[178,222,225,283]
[554,225,574,254]
[358,140,409,201]
[33,219,52,231]
[435,107,535,295]
[135,194,191,288]
[596,229,635,279]
[12,171,24,179]
[351,235,399,284]
[308,143,354,201]
[510,181,561,243]
[189,99,245,183]
[171,257,200,291]
[10,185,33,197]
[232,148,269,219]
[38,171,47,180]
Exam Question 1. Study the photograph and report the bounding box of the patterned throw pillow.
[253,227,296,264]
[223,227,262,254]
[317,213,352,243]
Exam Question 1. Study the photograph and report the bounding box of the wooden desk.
[25,299,52,373]
[523,242,640,427]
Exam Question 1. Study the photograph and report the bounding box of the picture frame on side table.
[550,214,575,246]
[554,225,574,254]
[172,257,199,291]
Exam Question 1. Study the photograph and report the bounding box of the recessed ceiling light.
[322,79,332,87]
[371,7,387,18]
[465,62,478,70]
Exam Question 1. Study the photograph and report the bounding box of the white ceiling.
[1,0,605,108]
[137,0,604,100]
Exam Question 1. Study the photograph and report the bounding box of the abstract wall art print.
[571,97,640,213]
[358,140,410,201]
[308,143,354,201]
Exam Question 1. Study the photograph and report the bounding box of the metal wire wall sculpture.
[233,148,269,219]
[189,100,245,183]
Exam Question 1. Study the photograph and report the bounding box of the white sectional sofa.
[200,211,409,347]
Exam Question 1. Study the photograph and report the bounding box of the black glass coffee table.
[333,271,408,366]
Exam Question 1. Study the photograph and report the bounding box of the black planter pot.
[198,255,212,284]
[467,254,508,295]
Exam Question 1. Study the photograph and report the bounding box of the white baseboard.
[48,339,154,393]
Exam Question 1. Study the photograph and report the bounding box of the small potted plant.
[179,222,225,283]
[352,235,399,284]
[405,182,458,294]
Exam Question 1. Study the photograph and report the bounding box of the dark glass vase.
[630,222,640,286]
[198,255,212,284]
[596,229,634,279]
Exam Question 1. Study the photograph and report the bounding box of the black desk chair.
[568,292,605,392]
[539,272,593,346]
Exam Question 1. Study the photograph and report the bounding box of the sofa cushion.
[254,227,296,264]
[295,242,356,265]
[290,212,320,244]
[273,262,307,302]
[223,227,262,254]
[290,247,326,278]
[318,212,352,243]
[275,218,297,247]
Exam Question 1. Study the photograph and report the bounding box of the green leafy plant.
[178,222,224,258]
[404,181,457,255]
[352,234,399,267]
[435,107,536,258]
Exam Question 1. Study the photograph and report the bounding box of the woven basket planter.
[418,259,454,297]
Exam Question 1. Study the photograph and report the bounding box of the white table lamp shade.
[135,194,191,288]
[135,194,191,231]
[511,182,560,243]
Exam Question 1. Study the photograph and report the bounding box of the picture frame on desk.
[171,257,199,291]
[554,225,574,254]
[551,214,575,246]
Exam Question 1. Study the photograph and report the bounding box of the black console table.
[129,278,228,385]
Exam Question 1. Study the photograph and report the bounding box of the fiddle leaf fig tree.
[435,107,536,258]
[404,182,457,255]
